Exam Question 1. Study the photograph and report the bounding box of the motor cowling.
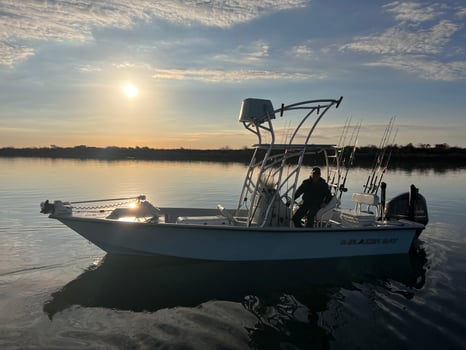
[40,200,55,214]
[384,185,429,226]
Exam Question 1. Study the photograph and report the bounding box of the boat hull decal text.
[340,238,398,245]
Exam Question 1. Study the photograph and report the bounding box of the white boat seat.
[336,193,380,227]
[352,192,379,214]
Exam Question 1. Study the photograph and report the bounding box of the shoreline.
[1,145,465,169]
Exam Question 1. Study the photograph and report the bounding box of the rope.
[69,195,145,205]
[70,200,136,211]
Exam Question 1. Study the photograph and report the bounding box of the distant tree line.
[352,143,466,168]
[0,144,465,168]
[0,145,255,163]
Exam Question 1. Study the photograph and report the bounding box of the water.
[1,158,465,349]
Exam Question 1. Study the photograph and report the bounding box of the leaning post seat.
[338,192,380,227]
[351,192,379,213]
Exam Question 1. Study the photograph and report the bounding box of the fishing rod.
[364,119,392,191]
[364,117,395,193]
[338,122,360,200]
[343,121,360,169]
[337,117,352,160]
[371,118,396,194]
[372,127,398,194]
[330,117,353,189]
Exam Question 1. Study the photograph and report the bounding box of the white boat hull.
[54,215,421,261]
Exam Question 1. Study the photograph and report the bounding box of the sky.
[0,0,465,149]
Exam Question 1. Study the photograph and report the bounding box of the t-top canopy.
[239,98,275,123]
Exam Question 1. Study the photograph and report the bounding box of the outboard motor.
[384,184,428,238]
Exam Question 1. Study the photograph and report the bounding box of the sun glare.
[123,84,138,98]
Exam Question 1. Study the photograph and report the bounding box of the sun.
[123,84,138,98]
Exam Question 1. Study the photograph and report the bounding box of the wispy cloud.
[153,0,308,28]
[456,7,466,19]
[365,55,466,81]
[0,43,35,66]
[152,68,326,82]
[340,2,466,81]
[77,64,103,73]
[0,0,308,66]
[213,41,270,64]
[291,44,315,59]
[382,1,440,24]
[341,20,459,55]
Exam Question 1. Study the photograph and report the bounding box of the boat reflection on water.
[43,247,428,321]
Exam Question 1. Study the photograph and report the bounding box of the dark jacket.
[295,177,332,207]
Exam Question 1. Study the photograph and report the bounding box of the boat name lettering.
[340,238,398,245]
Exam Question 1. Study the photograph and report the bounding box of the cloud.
[340,2,466,81]
[382,1,440,24]
[152,68,326,82]
[0,43,35,66]
[214,40,270,64]
[456,7,466,18]
[341,20,459,55]
[152,0,308,28]
[365,55,466,81]
[77,64,103,73]
[291,44,314,59]
[0,0,308,66]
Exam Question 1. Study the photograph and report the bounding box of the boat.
[40,96,429,261]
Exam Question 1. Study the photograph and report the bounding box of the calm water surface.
[0,158,465,349]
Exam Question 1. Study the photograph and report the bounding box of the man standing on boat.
[292,167,332,228]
